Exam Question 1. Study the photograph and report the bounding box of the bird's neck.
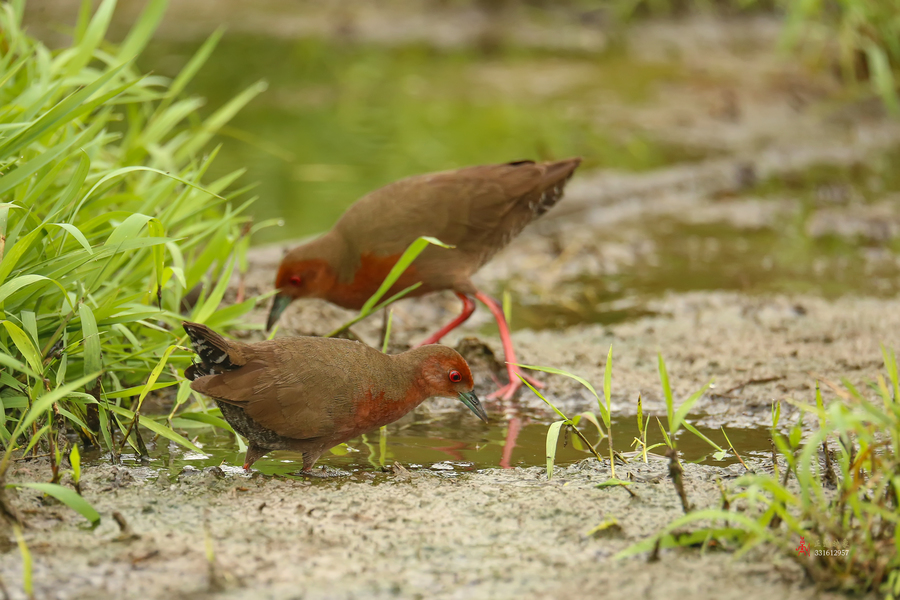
[303,230,353,277]
[389,349,443,402]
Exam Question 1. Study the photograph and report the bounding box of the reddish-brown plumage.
[268,158,582,400]
[182,321,487,471]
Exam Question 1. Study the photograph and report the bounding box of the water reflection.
[108,411,772,479]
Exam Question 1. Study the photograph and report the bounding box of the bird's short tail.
[534,157,581,216]
[183,321,243,380]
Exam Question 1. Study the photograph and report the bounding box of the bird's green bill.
[266,293,293,331]
[458,391,488,423]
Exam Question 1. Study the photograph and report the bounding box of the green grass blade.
[360,236,452,315]
[116,0,168,62]
[1,320,42,375]
[865,43,899,115]
[881,344,898,403]
[0,352,39,379]
[0,274,51,306]
[603,344,612,426]
[516,373,569,421]
[596,479,633,489]
[546,420,565,479]
[381,309,394,353]
[77,166,223,217]
[656,417,672,448]
[13,372,100,438]
[50,224,93,254]
[70,443,81,484]
[513,363,608,423]
[177,412,231,431]
[63,0,116,77]
[658,353,674,430]
[175,80,268,160]
[137,344,183,407]
[12,482,100,525]
[681,421,724,452]
[193,254,236,324]
[0,61,130,158]
[671,380,712,435]
[78,304,102,380]
[12,524,32,598]
[106,405,202,453]
[166,28,223,101]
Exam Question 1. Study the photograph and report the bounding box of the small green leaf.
[585,517,621,536]
[70,444,82,484]
[596,479,633,489]
[329,443,352,456]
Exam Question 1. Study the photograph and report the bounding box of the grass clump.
[519,348,722,497]
[620,346,900,597]
[0,0,270,506]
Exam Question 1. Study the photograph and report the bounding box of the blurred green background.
[138,37,698,243]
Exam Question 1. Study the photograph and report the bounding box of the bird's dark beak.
[266,293,293,331]
[458,391,488,423]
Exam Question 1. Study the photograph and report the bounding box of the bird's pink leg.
[415,293,477,347]
[474,291,543,400]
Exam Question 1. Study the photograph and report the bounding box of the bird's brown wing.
[335,159,580,267]
[189,339,361,440]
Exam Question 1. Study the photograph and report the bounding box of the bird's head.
[267,252,337,331]
[412,345,488,423]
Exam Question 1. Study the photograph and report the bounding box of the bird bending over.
[183,321,488,471]
[267,157,582,400]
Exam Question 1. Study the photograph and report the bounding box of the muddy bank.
[1,457,843,600]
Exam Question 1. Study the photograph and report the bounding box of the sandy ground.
[5,7,900,600]
[2,457,849,600]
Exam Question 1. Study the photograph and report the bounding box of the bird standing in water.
[183,321,487,471]
[267,158,582,400]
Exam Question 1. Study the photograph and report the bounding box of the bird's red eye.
[449,370,462,383]
[289,275,302,286]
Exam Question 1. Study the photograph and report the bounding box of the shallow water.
[107,411,772,478]
[510,218,900,331]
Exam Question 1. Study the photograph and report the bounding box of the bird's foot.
[297,466,350,479]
